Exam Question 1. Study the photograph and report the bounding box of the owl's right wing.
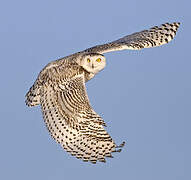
[41,74,124,163]
[83,22,180,54]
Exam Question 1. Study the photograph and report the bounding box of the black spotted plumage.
[26,22,180,163]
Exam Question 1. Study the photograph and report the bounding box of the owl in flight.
[26,22,180,163]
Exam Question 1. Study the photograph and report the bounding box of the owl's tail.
[25,82,41,107]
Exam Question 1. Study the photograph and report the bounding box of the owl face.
[79,53,106,74]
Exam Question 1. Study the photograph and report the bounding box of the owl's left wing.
[83,22,180,54]
[41,74,124,163]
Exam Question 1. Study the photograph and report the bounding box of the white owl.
[26,22,180,163]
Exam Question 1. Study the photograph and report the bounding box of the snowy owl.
[26,22,180,163]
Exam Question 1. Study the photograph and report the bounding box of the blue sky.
[0,0,190,180]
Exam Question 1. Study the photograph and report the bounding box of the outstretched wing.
[41,74,124,163]
[83,22,180,54]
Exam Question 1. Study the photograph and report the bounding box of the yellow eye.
[87,58,91,63]
[96,58,101,62]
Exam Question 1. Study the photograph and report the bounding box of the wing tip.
[172,21,181,28]
[64,140,126,164]
[162,21,181,30]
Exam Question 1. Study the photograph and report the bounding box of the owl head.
[77,53,106,74]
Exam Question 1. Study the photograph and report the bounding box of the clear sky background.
[0,0,190,180]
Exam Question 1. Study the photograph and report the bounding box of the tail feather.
[25,82,41,107]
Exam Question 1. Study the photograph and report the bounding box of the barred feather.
[84,22,180,53]
[40,75,124,163]
[25,82,41,106]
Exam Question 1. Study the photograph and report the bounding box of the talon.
[116,141,125,148]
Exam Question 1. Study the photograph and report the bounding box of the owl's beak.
[92,64,94,69]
